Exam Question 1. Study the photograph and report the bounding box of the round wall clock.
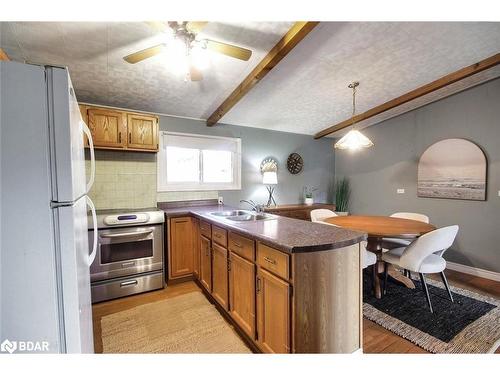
[287,153,303,174]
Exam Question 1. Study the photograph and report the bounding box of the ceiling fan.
[123,21,253,81]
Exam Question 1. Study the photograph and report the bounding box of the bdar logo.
[1,339,17,354]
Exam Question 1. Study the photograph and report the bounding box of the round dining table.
[324,215,436,299]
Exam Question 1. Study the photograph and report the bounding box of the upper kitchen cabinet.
[127,113,159,151]
[87,107,127,149]
[80,104,159,153]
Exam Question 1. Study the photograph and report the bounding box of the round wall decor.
[287,153,303,174]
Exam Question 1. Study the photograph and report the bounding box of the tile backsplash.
[85,150,157,209]
[85,150,218,209]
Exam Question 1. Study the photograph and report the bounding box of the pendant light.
[334,82,374,151]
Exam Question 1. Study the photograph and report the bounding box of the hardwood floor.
[92,269,500,354]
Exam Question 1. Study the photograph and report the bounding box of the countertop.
[158,203,367,254]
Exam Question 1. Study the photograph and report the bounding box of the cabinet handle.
[128,132,131,143]
[256,276,261,293]
[263,256,277,265]
[118,132,121,143]
[233,242,242,248]
[175,219,189,223]
[214,233,221,238]
[227,259,231,272]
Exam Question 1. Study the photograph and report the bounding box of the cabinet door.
[169,217,194,279]
[257,268,291,353]
[211,243,229,310]
[200,235,212,291]
[87,108,126,149]
[193,219,200,279]
[127,113,158,151]
[229,252,256,339]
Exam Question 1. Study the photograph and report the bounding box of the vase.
[304,197,314,205]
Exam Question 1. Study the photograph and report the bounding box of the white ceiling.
[2,22,500,136]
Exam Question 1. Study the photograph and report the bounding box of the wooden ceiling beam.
[0,48,10,61]
[314,53,500,139]
[206,21,319,126]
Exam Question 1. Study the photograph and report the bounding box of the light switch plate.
[498,190,500,197]
[397,189,405,194]
[218,196,224,205]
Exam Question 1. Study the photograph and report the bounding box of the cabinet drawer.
[257,243,290,280]
[228,232,255,261]
[200,220,211,239]
[212,226,228,247]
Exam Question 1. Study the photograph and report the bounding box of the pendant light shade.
[334,81,374,151]
[334,129,374,150]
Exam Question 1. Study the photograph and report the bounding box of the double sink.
[209,210,275,222]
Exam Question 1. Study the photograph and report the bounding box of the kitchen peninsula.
[159,200,367,353]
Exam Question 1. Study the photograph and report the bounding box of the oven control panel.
[103,213,150,226]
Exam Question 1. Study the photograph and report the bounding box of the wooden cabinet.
[126,113,158,151]
[263,204,336,221]
[169,217,194,279]
[193,219,200,278]
[256,268,291,353]
[200,235,212,291]
[87,108,127,149]
[211,243,229,310]
[80,104,159,152]
[229,252,256,339]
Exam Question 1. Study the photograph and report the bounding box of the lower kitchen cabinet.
[199,235,212,291]
[257,268,291,353]
[211,243,229,310]
[229,252,256,339]
[169,217,194,279]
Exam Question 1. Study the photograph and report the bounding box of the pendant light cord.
[348,81,359,130]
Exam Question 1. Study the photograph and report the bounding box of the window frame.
[157,131,242,192]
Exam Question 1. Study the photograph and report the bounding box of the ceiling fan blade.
[190,65,203,81]
[205,39,252,61]
[186,21,208,33]
[123,44,166,64]
[146,21,169,33]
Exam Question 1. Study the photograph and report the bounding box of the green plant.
[335,177,351,212]
[303,186,317,199]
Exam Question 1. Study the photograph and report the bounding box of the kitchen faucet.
[240,199,264,213]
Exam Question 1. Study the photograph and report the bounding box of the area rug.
[101,291,251,353]
[363,274,500,353]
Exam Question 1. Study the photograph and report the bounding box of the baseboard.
[447,261,500,282]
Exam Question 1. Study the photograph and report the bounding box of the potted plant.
[303,186,317,205]
[335,177,350,215]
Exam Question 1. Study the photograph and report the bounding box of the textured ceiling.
[1,22,500,136]
[0,22,293,119]
[221,22,500,135]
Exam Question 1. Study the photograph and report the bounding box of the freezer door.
[46,67,88,202]
[54,195,95,353]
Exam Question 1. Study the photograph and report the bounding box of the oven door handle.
[99,229,154,239]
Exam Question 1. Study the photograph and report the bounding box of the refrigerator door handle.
[80,120,95,194]
[86,196,98,266]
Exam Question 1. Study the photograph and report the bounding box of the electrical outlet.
[397,189,405,194]
[218,196,224,205]
[498,190,500,197]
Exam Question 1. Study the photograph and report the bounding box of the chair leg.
[383,262,389,295]
[440,271,454,303]
[407,270,411,280]
[419,273,433,313]
[371,264,377,295]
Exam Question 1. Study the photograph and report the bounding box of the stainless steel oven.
[88,208,165,303]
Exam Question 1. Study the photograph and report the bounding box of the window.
[158,131,241,191]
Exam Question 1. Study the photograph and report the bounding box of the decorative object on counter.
[335,177,351,215]
[263,171,278,207]
[334,81,374,151]
[286,152,303,174]
[417,138,487,201]
[303,186,317,205]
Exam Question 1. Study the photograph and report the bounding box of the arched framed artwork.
[417,138,487,201]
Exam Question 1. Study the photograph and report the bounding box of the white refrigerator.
[0,61,97,353]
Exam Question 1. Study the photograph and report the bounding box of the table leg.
[365,238,383,299]
[387,265,415,289]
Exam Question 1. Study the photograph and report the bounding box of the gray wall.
[158,116,335,208]
[335,78,500,273]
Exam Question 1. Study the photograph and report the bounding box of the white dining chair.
[381,225,459,313]
[310,209,337,222]
[383,212,430,249]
